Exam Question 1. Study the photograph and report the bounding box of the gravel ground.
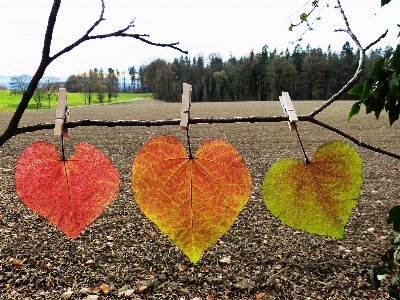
[0,100,399,299]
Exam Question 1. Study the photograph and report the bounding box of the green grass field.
[0,91,153,112]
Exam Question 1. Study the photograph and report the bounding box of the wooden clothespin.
[54,88,70,137]
[279,91,298,131]
[180,83,192,130]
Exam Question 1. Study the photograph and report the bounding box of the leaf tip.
[348,101,361,121]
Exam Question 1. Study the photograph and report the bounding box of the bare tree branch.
[0,0,187,148]
[50,12,187,62]
[308,64,365,117]
[309,118,400,160]
[333,0,362,49]
[308,0,388,117]
[365,29,389,51]
[42,0,62,59]
[85,0,106,36]
[10,115,400,160]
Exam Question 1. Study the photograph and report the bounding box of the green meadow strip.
[0,91,153,112]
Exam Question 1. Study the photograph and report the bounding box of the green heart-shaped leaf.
[262,140,362,238]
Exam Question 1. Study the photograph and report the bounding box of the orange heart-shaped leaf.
[131,135,251,263]
[15,141,120,238]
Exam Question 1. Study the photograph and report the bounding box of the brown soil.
[0,100,399,299]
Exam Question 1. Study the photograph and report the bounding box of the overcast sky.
[0,0,399,78]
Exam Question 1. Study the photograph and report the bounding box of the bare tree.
[96,69,106,103]
[32,83,45,109]
[42,77,59,108]
[0,0,187,147]
[106,68,119,102]
[9,75,32,96]
[128,66,137,92]
[121,70,127,93]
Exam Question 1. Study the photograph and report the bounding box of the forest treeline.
[63,42,394,103]
[139,42,393,102]
[66,68,128,104]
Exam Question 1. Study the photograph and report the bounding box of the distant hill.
[0,76,11,89]
[0,75,68,90]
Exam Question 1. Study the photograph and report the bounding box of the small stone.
[79,287,91,294]
[139,285,148,294]
[233,277,255,290]
[208,276,223,284]
[139,278,155,288]
[124,289,135,296]
[61,289,73,300]
[219,256,231,264]
[117,286,129,297]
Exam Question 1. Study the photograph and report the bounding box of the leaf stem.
[294,123,309,163]
[61,134,66,161]
[185,127,193,159]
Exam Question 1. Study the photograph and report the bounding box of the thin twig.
[365,29,389,51]
[308,118,400,160]
[265,267,289,284]
[290,1,319,28]
[334,0,362,49]
[308,67,364,117]
[85,0,106,36]
[290,0,329,44]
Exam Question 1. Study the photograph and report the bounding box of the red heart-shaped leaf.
[15,141,120,238]
[131,135,251,263]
